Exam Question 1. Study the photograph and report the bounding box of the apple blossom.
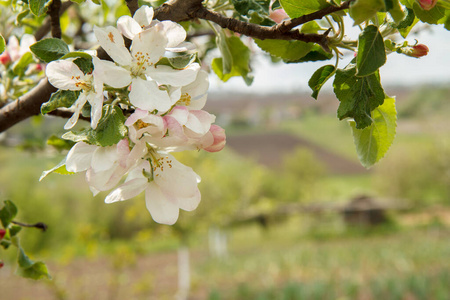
[403,44,429,58]
[105,154,201,225]
[418,0,438,10]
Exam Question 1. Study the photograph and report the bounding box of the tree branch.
[47,0,62,39]
[35,1,72,40]
[125,0,140,16]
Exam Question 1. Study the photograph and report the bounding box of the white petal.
[145,182,180,225]
[133,5,154,27]
[94,25,132,66]
[105,177,148,203]
[158,21,186,48]
[92,56,131,88]
[131,27,168,66]
[66,142,97,172]
[182,70,209,110]
[86,91,104,129]
[167,106,189,125]
[129,77,172,113]
[185,110,214,135]
[166,41,196,53]
[177,189,201,211]
[46,60,85,90]
[91,145,118,172]
[64,93,88,129]
[19,34,36,55]
[147,63,200,87]
[125,109,148,127]
[153,154,199,198]
[117,15,142,40]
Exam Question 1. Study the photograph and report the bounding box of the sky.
[209,23,450,95]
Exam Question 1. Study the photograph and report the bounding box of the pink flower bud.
[410,44,429,58]
[203,125,226,152]
[0,260,3,268]
[0,51,11,65]
[0,229,5,240]
[418,0,437,10]
[269,9,288,23]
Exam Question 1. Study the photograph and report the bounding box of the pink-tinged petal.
[125,109,149,126]
[126,142,147,169]
[18,34,36,56]
[66,142,97,172]
[181,70,209,110]
[117,139,131,168]
[204,125,226,152]
[129,77,172,113]
[136,114,166,138]
[133,5,154,27]
[7,36,20,61]
[105,177,148,203]
[147,63,200,87]
[46,60,85,90]
[167,106,189,125]
[92,56,131,88]
[131,27,168,66]
[185,110,214,135]
[157,21,186,48]
[93,26,132,66]
[64,93,88,129]
[117,15,142,40]
[153,154,199,198]
[177,189,201,211]
[86,166,124,192]
[145,182,180,225]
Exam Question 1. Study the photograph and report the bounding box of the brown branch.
[125,0,140,16]
[47,0,62,39]
[35,1,72,40]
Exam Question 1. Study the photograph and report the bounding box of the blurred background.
[1,2,450,299]
[0,79,449,299]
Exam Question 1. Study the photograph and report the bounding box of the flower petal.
[117,15,142,40]
[131,27,168,66]
[133,5,154,27]
[92,56,131,88]
[94,25,132,66]
[66,141,97,172]
[185,110,214,136]
[64,92,88,129]
[177,189,201,212]
[147,63,200,87]
[129,77,172,113]
[46,60,86,90]
[145,182,180,225]
[181,70,209,110]
[158,21,186,48]
[105,177,148,203]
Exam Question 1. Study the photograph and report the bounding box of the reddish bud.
[204,125,226,152]
[0,51,11,65]
[0,229,5,240]
[418,0,437,10]
[0,260,3,268]
[410,44,429,58]
[269,9,289,23]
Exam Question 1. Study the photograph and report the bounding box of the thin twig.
[11,220,48,232]
[35,1,72,40]
[47,0,62,39]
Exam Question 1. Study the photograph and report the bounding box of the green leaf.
[47,135,75,152]
[280,0,329,18]
[350,96,397,168]
[290,45,334,63]
[350,0,385,25]
[89,105,127,147]
[0,200,18,228]
[62,129,90,143]
[39,158,75,181]
[17,247,51,280]
[333,61,385,129]
[255,39,313,62]
[30,38,70,62]
[29,0,50,16]
[12,52,34,76]
[0,34,5,55]
[356,25,386,77]
[73,57,93,74]
[41,90,79,114]
[308,65,336,99]
[156,53,197,69]
[9,225,22,237]
[413,2,445,24]
[212,36,253,85]
[232,0,270,17]
[388,0,406,23]
[216,30,233,74]
[60,51,92,60]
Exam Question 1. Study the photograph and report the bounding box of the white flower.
[93,24,200,113]
[105,153,201,225]
[7,34,36,62]
[46,57,127,129]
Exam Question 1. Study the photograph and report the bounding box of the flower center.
[176,93,192,106]
[132,51,151,76]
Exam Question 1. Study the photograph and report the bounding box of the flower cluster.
[45,6,225,225]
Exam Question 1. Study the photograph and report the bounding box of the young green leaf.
[41,90,79,115]
[350,0,385,25]
[29,0,50,16]
[255,39,314,62]
[333,61,385,129]
[12,52,34,76]
[308,65,336,99]
[212,36,253,85]
[413,2,445,24]
[280,0,329,18]
[0,200,18,228]
[232,0,271,17]
[356,25,386,77]
[30,38,70,62]
[350,96,397,168]
[0,34,5,55]
[89,105,127,147]
[216,30,233,74]
[39,158,75,181]
[47,135,75,152]
[17,247,51,280]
